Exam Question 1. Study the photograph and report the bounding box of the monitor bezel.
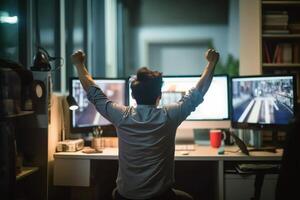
[127,74,230,121]
[230,74,297,131]
[69,77,128,134]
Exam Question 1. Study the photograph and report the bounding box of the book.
[273,44,280,63]
[271,43,293,63]
[293,43,300,63]
[264,11,288,15]
[263,10,289,31]
[263,29,290,34]
[282,43,292,63]
[277,45,282,63]
[263,20,288,26]
[263,42,271,63]
[263,25,288,31]
[263,12,289,25]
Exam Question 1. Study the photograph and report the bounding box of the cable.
[51,57,64,72]
[224,149,240,154]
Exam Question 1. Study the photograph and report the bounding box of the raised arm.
[195,49,219,95]
[165,49,219,126]
[71,50,127,127]
[71,50,95,91]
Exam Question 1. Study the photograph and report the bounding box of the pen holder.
[92,126,103,151]
[92,137,103,151]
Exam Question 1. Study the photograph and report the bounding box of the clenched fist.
[205,49,219,63]
[71,50,86,65]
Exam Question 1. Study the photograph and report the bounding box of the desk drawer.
[54,159,90,187]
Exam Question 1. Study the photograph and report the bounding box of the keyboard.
[175,144,195,151]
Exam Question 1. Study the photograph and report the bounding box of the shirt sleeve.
[86,85,128,126]
[164,88,204,126]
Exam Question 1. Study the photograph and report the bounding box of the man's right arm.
[71,50,127,126]
[71,50,96,91]
[166,49,219,125]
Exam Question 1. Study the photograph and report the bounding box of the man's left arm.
[165,49,219,126]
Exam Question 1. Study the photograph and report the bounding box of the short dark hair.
[131,67,163,105]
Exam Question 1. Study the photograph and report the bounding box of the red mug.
[210,129,225,148]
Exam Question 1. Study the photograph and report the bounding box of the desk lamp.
[66,95,78,111]
[60,95,78,141]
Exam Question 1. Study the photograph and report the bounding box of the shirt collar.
[136,104,157,108]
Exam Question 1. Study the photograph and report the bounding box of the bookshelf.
[262,34,300,38]
[263,63,300,68]
[262,1,300,5]
[0,111,34,121]
[0,72,53,200]
[261,0,300,103]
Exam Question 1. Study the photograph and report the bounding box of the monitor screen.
[70,78,126,131]
[231,75,296,128]
[128,75,229,120]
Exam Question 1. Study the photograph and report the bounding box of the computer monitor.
[70,78,127,133]
[231,75,296,130]
[128,75,229,120]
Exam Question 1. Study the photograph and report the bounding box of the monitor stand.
[230,129,277,155]
[175,128,195,145]
[233,129,262,148]
[250,130,279,152]
[248,130,278,153]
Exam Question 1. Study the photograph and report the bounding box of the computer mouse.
[180,151,189,155]
[218,148,224,155]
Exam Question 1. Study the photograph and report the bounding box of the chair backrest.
[275,117,300,200]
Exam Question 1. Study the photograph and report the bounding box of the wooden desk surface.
[54,145,283,161]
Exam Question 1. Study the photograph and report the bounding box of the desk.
[53,146,282,200]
